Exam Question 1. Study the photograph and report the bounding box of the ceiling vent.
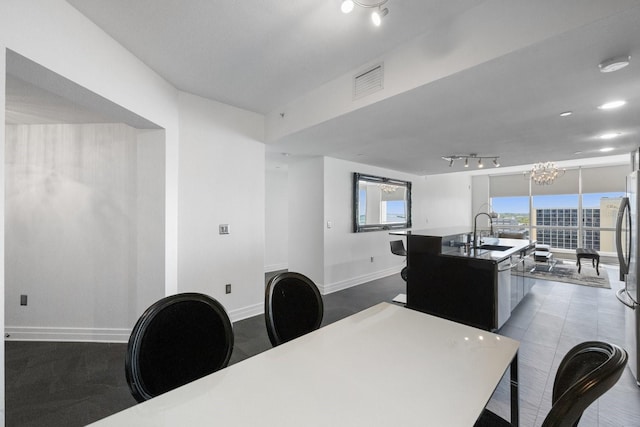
[353,63,384,99]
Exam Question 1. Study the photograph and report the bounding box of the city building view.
[493,196,623,253]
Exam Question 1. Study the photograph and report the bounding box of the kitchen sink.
[478,244,514,251]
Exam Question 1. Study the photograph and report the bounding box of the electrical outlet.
[219,224,230,235]
[20,295,27,306]
[225,284,231,294]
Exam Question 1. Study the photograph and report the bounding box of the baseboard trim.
[5,326,131,343]
[228,302,263,323]
[264,263,288,273]
[319,267,402,295]
[4,269,403,342]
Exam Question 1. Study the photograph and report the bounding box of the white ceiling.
[8,1,640,175]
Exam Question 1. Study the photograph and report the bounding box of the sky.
[492,192,625,213]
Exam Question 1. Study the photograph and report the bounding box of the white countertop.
[89,303,519,427]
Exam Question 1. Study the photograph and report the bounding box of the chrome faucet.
[473,212,495,249]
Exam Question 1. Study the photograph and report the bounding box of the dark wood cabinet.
[403,231,534,331]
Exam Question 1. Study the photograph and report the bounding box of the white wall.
[136,130,167,316]
[177,92,265,321]
[265,169,288,272]
[417,173,473,228]
[320,158,472,294]
[288,157,325,285]
[0,2,181,422]
[5,123,164,340]
[279,156,474,294]
[0,0,182,302]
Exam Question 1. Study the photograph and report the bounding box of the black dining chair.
[264,271,323,347]
[475,341,627,427]
[125,292,234,402]
[390,240,408,281]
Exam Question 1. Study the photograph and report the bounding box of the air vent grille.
[353,63,384,99]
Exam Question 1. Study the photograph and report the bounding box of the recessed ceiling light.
[600,132,622,140]
[600,147,615,152]
[598,100,627,110]
[599,56,631,73]
[559,111,573,117]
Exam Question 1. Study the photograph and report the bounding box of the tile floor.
[5,266,640,426]
[486,265,640,426]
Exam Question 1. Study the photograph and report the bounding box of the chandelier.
[527,162,565,185]
[341,0,389,26]
[441,153,500,169]
[378,183,398,193]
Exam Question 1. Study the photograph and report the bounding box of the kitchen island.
[394,227,535,331]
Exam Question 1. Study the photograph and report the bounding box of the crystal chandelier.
[527,162,565,185]
[378,183,398,193]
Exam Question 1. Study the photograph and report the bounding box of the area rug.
[518,258,610,289]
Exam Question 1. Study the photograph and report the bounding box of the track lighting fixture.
[442,154,501,169]
[598,55,631,73]
[341,0,389,26]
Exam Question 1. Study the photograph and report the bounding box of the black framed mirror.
[353,173,412,232]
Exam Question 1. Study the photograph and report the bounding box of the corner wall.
[265,169,288,272]
[273,157,473,294]
[288,157,325,286]
[177,92,266,321]
[4,123,164,340]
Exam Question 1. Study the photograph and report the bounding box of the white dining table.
[89,302,519,426]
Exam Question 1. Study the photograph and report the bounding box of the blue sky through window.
[492,192,625,213]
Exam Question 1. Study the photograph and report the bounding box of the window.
[532,194,579,249]
[582,193,624,252]
[491,196,529,238]
[488,165,627,254]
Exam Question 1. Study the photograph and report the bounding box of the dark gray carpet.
[7,269,640,427]
[5,273,405,426]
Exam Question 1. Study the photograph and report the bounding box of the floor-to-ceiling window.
[489,165,627,254]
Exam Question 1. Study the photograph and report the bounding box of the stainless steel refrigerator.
[616,170,640,385]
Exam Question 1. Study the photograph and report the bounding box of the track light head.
[341,0,354,14]
[371,7,388,26]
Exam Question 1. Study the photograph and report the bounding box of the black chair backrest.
[542,341,627,427]
[390,240,407,257]
[265,272,323,347]
[125,292,234,402]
